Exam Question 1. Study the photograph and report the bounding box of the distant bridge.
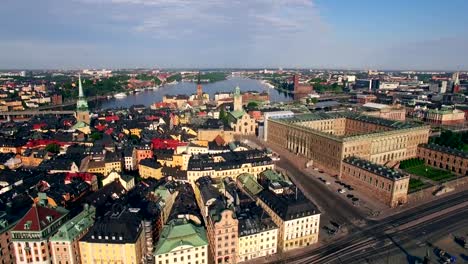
[0,110,76,120]
[0,110,75,116]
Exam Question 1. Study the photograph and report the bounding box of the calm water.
[99,77,292,109]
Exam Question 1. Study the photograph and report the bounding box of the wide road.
[242,136,368,230]
[342,209,468,264]
[275,190,468,264]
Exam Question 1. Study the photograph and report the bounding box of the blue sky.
[1,0,467,70]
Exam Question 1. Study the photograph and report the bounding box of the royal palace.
[266,112,431,176]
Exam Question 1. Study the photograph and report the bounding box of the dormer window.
[46,216,53,222]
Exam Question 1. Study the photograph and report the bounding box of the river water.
[98,77,292,109]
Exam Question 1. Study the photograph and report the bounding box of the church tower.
[196,72,203,98]
[76,74,90,124]
[233,85,242,112]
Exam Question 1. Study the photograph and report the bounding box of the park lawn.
[408,178,425,191]
[403,165,455,182]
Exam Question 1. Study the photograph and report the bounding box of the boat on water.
[114,92,127,99]
[261,80,275,89]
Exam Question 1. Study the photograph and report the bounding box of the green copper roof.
[260,169,291,184]
[234,85,241,96]
[154,219,208,255]
[72,121,89,129]
[50,205,96,242]
[229,110,245,119]
[237,173,263,195]
[77,74,89,111]
[153,186,170,201]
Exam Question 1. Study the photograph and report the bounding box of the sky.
[1,0,468,70]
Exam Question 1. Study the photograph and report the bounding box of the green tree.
[434,130,463,150]
[90,132,103,141]
[219,108,226,120]
[45,143,60,153]
[247,101,259,109]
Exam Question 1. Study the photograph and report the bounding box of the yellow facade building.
[79,210,146,264]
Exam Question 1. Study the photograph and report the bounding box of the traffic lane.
[274,191,468,264]
[277,157,367,226]
[344,208,468,264]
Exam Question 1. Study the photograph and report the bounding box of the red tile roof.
[13,205,66,232]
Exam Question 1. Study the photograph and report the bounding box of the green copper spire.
[78,74,84,98]
[76,74,89,111]
[234,85,241,96]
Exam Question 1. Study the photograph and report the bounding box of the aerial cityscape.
[0,1,468,264]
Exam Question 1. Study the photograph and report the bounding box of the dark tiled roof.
[80,209,142,244]
[343,156,408,180]
[12,205,67,232]
[188,150,273,171]
[139,158,162,169]
[419,143,468,159]
[257,189,318,221]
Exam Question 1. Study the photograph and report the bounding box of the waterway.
[98,77,292,109]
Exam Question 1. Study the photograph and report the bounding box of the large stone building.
[79,209,146,264]
[50,205,96,264]
[194,177,238,264]
[187,150,274,184]
[256,170,320,252]
[417,144,468,177]
[0,213,19,264]
[154,219,208,264]
[341,157,410,207]
[267,112,430,175]
[11,205,69,264]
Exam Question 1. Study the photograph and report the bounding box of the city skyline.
[1,0,468,70]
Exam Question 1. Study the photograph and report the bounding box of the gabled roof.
[12,204,67,232]
[154,219,208,255]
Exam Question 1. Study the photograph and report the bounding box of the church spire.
[78,74,84,98]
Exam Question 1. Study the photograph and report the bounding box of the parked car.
[325,181,331,185]
[338,188,346,194]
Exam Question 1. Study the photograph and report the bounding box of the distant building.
[341,157,409,207]
[361,103,406,121]
[378,82,399,90]
[429,80,447,93]
[154,219,208,264]
[292,74,313,100]
[424,108,465,125]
